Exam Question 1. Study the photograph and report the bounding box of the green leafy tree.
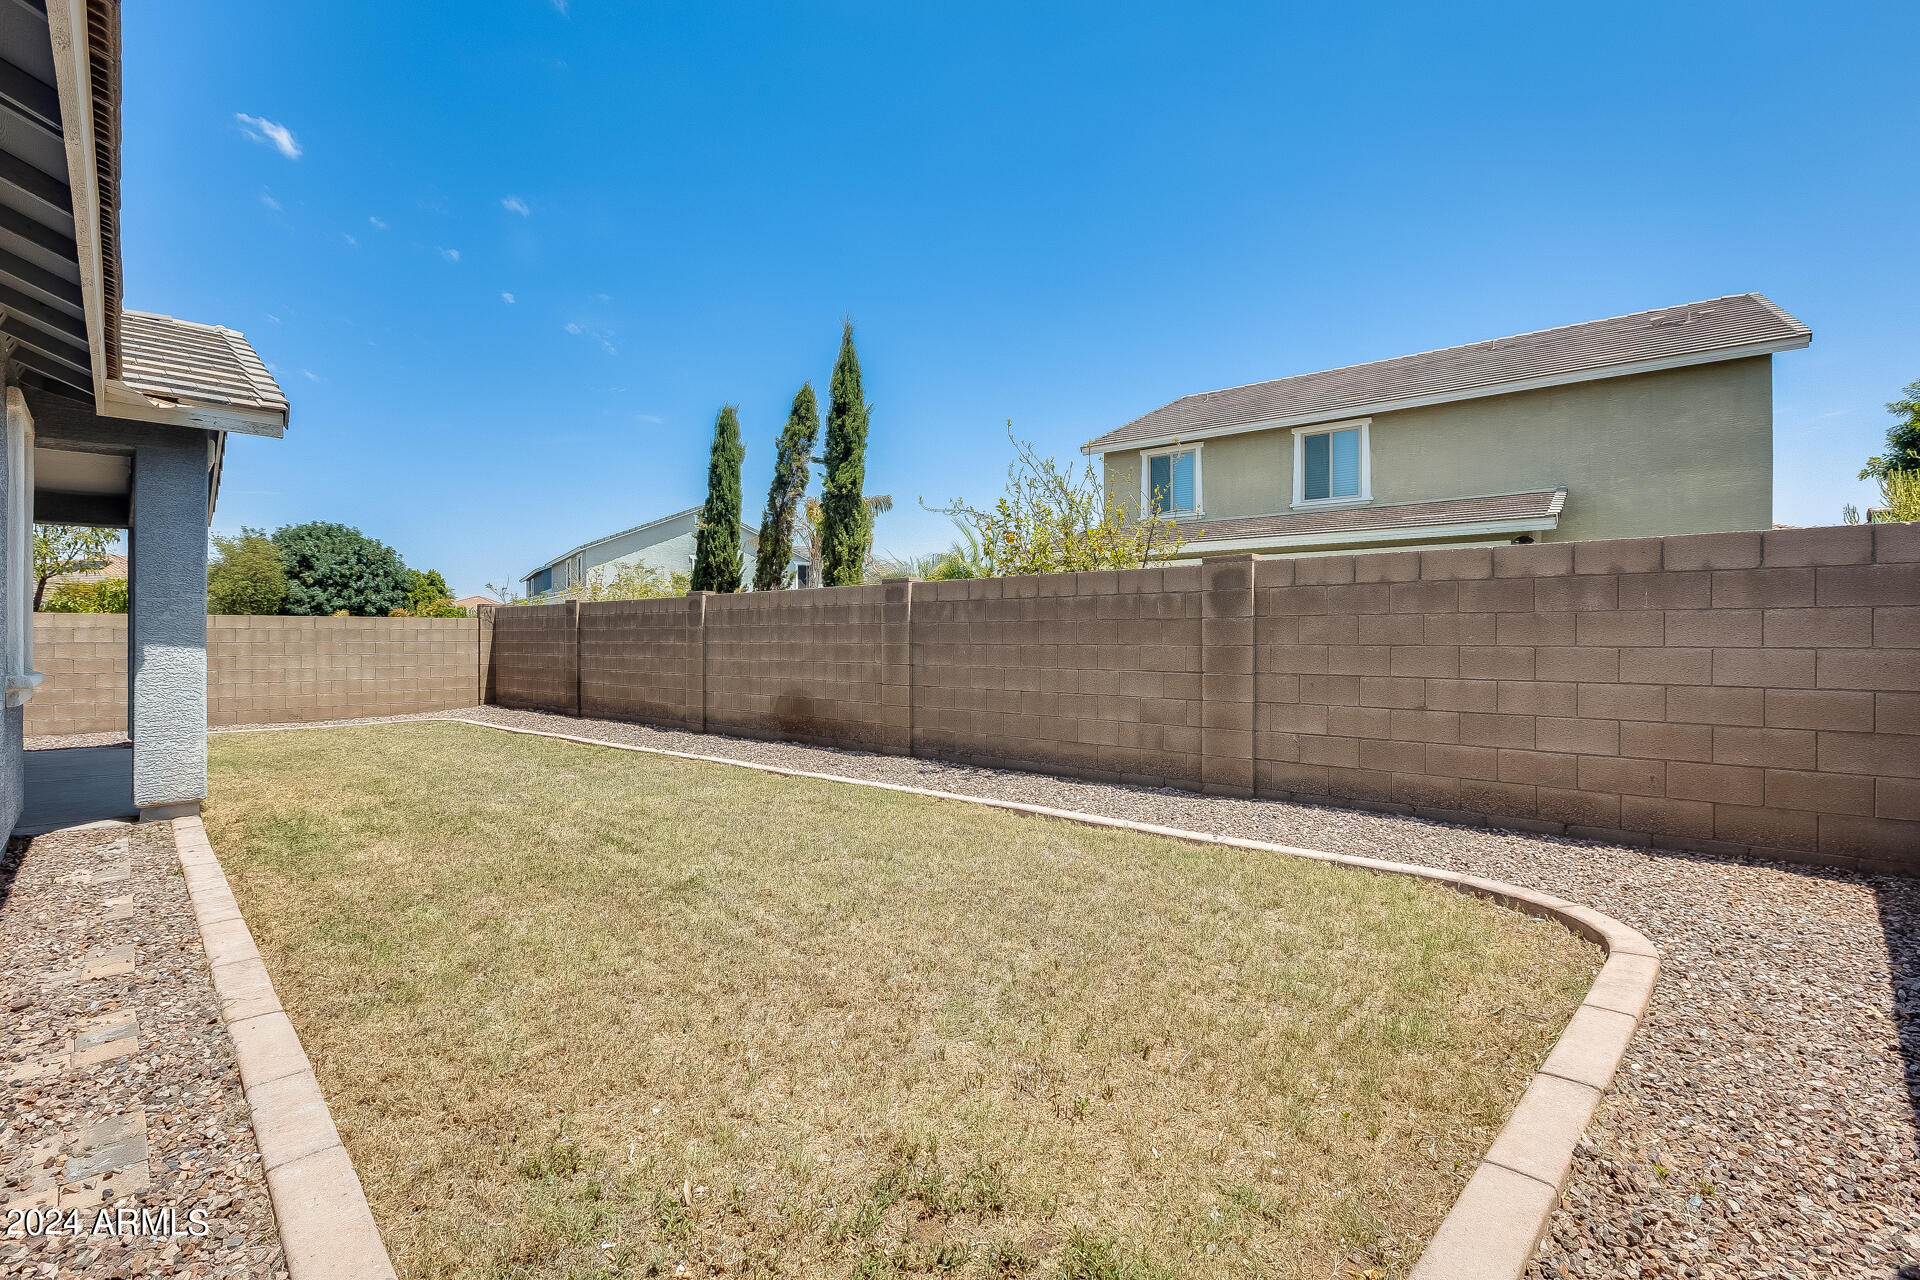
[406,568,456,614]
[41,577,129,613]
[272,521,412,616]
[925,425,1186,576]
[753,383,820,590]
[1860,379,1920,481]
[690,405,745,592]
[32,524,115,610]
[819,322,873,586]
[207,527,288,615]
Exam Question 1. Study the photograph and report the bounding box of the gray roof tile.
[1179,489,1566,545]
[118,310,288,419]
[1087,293,1808,453]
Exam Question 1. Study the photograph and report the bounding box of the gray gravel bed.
[219,706,1920,1279]
[1,821,286,1276]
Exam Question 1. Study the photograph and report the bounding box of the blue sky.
[126,2,1917,598]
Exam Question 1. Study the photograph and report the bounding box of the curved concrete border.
[171,816,397,1280]
[212,715,1662,1279]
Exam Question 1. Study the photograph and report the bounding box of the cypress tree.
[690,405,745,592]
[818,321,871,586]
[752,383,820,590]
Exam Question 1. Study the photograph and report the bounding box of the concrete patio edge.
[213,715,1663,1279]
[170,815,398,1280]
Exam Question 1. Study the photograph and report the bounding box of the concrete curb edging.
[428,717,1657,1280]
[171,815,398,1280]
[213,715,1662,1278]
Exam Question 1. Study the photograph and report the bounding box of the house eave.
[101,380,287,438]
[1082,335,1811,456]
[1179,513,1562,555]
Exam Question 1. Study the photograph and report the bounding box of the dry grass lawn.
[206,722,1597,1280]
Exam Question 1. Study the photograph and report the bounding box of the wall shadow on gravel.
[1874,876,1920,1157]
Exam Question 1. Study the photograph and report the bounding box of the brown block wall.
[913,568,1205,786]
[28,615,484,734]
[489,603,579,713]
[1251,524,1919,873]
[27,615,128,735]
[474,523,1919,875]
[699,584,907,752]
[579,596,700,729]
[208,617,480,724]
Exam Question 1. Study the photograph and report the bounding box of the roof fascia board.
[43,0,106,409]
[101,380,286,438]
[1182,514,1561,554]
[1083,335,1811,455]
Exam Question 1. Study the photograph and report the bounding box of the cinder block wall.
[702,583,907,752]
[579,596,700,729]
[913,568,1207,787]
[486,524,1919,875]
[28,614,483,733]
[208,616,480,725]
[27,615,129,734]
[489,602,578,713]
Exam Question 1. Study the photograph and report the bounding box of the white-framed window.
[1139,443,1202,516]
[1291,418,1370,506]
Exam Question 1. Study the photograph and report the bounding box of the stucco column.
[129,433,209,814]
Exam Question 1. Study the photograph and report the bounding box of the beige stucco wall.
[1102,357,1774,544]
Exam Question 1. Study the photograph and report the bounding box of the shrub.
[40,577,128,613]
[208,527,288,615]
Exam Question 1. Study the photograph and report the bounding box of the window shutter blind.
[1303,432,1330,500]
[1149,454,1171,513]
[1171,452,1194,511]
[1330,429,1360,498]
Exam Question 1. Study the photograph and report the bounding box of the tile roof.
[1179,489,1566,545]
[118,311,289,420]
[1086,293,1809,453]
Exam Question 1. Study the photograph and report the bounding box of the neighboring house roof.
[1084,293,1811,454]
[118,311,288,431]
[1177,489,1567,550]
[48,553,127,588]
[454,595,502,610]
[521,506,761,584]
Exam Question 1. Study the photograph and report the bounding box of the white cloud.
[501,292,515,304]
[341,233,358,247]
[563,321,616,355]
[235,113,301,159]
[266,314,281,325]
[549,0,569,13]
[636,413,664,424]
[260,191,282,212]
[439,247,461,263]
[301,370,322,383]
[368,215,388,230]
[501,195,530,217]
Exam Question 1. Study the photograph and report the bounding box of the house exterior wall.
[524,511,762,595]
[484,524,1920,876]
[1102,358,1774,546]
[0,386,26,833]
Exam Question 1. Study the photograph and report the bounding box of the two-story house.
[1087,294,1810,555]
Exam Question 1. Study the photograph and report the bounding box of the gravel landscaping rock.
[221,706,1920,1279]
[1,820,286,1278]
